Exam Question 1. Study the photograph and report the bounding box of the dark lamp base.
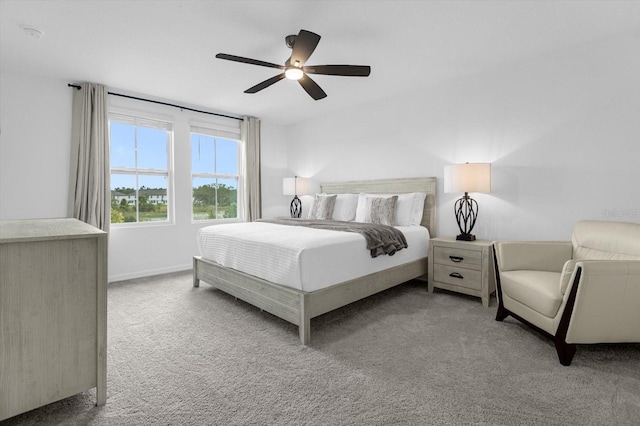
[290,195,302,218]
[454,193,479,242]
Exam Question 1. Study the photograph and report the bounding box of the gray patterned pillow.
[364,196,398,226]
[309,194,337,220]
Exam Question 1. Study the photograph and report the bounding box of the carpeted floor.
[3,270,640,425]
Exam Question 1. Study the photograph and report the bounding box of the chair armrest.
[559,259,579,294]
[565,260,640,343]
[494,241,573,273]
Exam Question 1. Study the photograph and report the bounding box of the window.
[191,126,240,221]
[109,113,173,224]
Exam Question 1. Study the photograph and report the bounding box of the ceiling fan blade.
[216,53,284,70]
[304,65,371,77]
[289,30,321,66]
[244,73,286,94]
[298,74,327,100]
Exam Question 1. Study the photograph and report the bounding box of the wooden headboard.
[320,177,437,237]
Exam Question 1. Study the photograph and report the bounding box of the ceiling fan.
[215,29,371,100]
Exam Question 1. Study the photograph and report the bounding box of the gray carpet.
[3,270,639,425]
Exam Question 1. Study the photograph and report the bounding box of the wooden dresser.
[0,218,107,421]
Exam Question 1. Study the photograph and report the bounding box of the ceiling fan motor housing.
[285,34,296,49]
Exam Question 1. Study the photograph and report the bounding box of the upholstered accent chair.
[493,220,640,365]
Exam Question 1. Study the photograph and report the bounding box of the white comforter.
[197,221,430,292]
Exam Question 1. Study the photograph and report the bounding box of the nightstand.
[427,237,496,307]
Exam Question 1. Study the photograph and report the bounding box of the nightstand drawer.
[433,246,482,270]
[433,265,482,290]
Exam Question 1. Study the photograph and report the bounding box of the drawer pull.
[449,272,464,279]
[449,256,464,263]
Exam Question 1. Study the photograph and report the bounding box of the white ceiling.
[2,0,639,126]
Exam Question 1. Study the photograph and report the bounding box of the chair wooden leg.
[551,267,582,366]
[495,304,510,321]
[555,338,577,366]
[492,245,509,322]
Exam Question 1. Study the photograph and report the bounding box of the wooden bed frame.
[193,177,437,344]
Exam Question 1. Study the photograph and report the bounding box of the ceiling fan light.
[285,67,304,80]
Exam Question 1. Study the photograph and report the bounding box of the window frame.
[109,110,175,227]
[190,126,242,223]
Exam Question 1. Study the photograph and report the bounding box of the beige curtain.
[240,116,261,221]
[68,82,110,232]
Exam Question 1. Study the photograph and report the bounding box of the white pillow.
[355,192,427,226]
[331,193,359,221]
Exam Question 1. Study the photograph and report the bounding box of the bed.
[193,177,437,344]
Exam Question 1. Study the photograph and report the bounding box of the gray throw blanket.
[257,218,408,258]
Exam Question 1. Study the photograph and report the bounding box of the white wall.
[0,71,289,281]
[284,33,640,241]
[0,72,72,220]
[260,121,291,219]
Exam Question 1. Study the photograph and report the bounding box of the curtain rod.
[67,84,243,121]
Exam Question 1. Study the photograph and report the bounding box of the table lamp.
[282,176,312,218]
[444,163,491,241]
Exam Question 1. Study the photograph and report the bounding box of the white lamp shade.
[283,177,312,196]
[444,163,492,194]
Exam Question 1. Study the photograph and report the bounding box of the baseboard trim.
[108,264,192,283]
